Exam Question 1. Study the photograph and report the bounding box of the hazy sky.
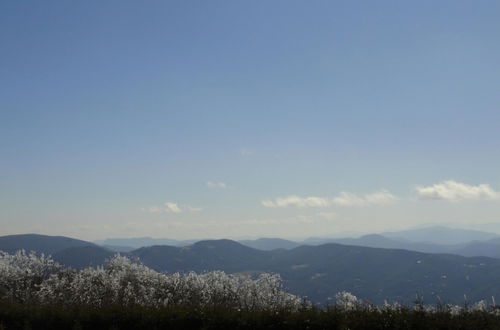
[1,1,500,240]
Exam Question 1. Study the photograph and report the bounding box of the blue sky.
[1,1,500,240]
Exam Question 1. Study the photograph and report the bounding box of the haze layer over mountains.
[96,226,500,258]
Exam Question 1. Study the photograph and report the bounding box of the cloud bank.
[415,180,500,201]
[262,190,397,208]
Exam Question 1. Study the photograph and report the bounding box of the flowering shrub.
[0,250,60,303]
[2,250,499,317]
[0,251,302,311]
[335,291,361,311]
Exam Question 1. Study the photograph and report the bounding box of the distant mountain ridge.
[328,234,453,254]
[381,226,499,245]
[94,226,500,254]
[95,237,197,249]
[238,238,301,250]
[451,237,500,258]
[303,233,500,259]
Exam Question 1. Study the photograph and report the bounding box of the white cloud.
[164,202,182,213]
[329,192,365,207]
[143,202,202,214]
[415,180,500,202]
[262,195,330,208]
[333,190,397,207]
[206,181,227,189]
[262,190,397,208]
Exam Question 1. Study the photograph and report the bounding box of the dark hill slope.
[134,240,500,305]
[52,246,115,269]
[271,243,500,305]
[0,234,95,255]
[132,239,269,273]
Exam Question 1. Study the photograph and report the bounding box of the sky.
[1,1,500,240]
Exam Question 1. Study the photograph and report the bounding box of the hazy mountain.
[93,227,500,258]
[302,234,422,249]
[450,237,500,258]
[0,234,96,255]
[301,237,337,245]
[329,234,449,253]
[95,237,197,249]
[332,234,404,249]
[102,244,136,252]
[310,233,500,258]
[238,238,301,250]
[381,226,499,245]
[304,226,500,247]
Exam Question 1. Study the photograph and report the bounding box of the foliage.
[0,250,61,303]
[0,251,302,311]
[2,250,500,329]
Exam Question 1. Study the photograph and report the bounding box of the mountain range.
[381,226,499,245]
[95,237,199,251]
[95,226,500,257]
[3,230,500,305]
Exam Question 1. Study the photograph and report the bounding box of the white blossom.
[1,250,498,315]
[0,251,303,311]
[335,291,359,311]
